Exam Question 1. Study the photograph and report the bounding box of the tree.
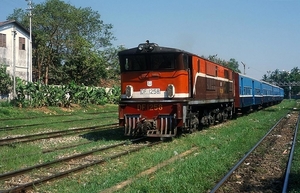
[206,55,241,73]
[262,67,300,98]
[8,0,115,85]
[101,45,126,79]
[0,64,12,96]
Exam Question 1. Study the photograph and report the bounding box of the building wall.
[0,22,31,82]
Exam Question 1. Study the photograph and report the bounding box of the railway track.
[0,115,116,131]
[210,110,299,193]
[0,123,119,146]
[0,137,160,193]
[0,111,117,121]
[1,141,92,162]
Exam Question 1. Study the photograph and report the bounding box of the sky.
[1,0,299,80]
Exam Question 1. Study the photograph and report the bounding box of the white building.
[0,20,32,83]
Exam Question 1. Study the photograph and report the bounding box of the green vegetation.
[3,0,123,108]
[0,104,119,174]
[262,68,300,99]
[12,78,120,108]
[0,100,296,192]
[0,64,12,96]
[8,0,121,85]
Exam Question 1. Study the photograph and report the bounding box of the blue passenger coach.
[234,73,284,112]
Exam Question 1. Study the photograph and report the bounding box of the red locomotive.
[118,41,235,138]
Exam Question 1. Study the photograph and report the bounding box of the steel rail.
[0,111,117,121]
[1,141,93,162]
[0,137,145,181]
[0,115,116,131]
[0,123,119,146]
[1,138,154,193]
[209,115,285,193]
[282,112,300,193]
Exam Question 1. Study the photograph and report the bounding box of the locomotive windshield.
[120,53,177,72]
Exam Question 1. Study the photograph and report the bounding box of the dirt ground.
[217,111,298,193]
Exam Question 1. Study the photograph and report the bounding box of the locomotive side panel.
[192,57,206,99]
[189,56,235,126]
[191,56,234,103]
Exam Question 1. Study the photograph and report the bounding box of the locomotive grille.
[124,114,177,137]
[124,114,141,136]
[147,115,177,137]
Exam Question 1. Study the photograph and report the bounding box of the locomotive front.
[118,41,191,138]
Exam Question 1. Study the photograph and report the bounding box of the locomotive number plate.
[137,104,163,111]
[140,88,161,94]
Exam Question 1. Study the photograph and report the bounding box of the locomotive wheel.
[209,115,215,125]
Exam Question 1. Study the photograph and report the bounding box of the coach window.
[197,59,200,72]
[215,66,218,77]
[255,89,260,95]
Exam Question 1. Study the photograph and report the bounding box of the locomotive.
[118,41,284,138]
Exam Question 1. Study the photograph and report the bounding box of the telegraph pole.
[12,27,17,98]
[241,62,246,75]
[26,0,32,82]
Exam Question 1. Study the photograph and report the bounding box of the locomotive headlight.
[125,85,133,99]
[167,84,175,98]
[138,45,143,51]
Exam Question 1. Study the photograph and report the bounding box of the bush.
[13,79,121,108]
[0,64,12,96]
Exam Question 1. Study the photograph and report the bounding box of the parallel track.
[0,116,116,131]
[210,111,299,193]
[0,111,117,121]
[0,123,119,146]
[0,137,160,193]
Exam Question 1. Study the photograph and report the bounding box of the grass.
[0,104,120,174]
[39,100,296,193]
[0,100,298,193]
[0,103,117,119]
[0,104,119,138]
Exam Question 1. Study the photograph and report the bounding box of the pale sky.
[1,0,299,80]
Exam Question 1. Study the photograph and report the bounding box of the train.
[118,41,284,138]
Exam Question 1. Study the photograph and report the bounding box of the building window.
[19,37,25,50]
[0,33,6,47]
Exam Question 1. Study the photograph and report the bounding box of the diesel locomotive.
[118,41,284,138]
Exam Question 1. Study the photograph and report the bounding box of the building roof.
[0,20,29,35]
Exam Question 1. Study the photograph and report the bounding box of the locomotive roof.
[118,41,193,55]
[118,41,233,70]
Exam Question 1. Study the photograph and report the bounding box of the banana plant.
[14,79,121,107]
